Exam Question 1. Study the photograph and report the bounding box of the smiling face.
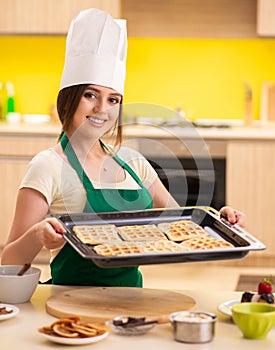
[67,85,122,139]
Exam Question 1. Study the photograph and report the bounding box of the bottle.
[176,105,184,119]
[6,82,15,114]
[243,81,253,127]
[5,82,20,123]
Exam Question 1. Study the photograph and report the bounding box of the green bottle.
[6,82,15,114]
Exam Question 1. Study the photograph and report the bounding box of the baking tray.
[51,207,266,268]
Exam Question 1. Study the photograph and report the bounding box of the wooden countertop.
[1,285,275,349]
[1,121,275,141]
[0,122,61,136]
[124,124,275,141]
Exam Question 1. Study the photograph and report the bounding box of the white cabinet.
[257,0,275,36]
[0,0,121,34]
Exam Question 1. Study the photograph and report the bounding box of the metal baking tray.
[52,207,266,268]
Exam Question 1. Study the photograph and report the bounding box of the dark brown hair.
[56,84,123,146]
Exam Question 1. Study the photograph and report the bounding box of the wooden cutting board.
[46,287,196,322]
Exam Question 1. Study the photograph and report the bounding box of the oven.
[148,157,225,209]
[124,135,226,211]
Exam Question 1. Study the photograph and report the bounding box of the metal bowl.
[169,311,217,343]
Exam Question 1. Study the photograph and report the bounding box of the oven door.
[149,158,225,210]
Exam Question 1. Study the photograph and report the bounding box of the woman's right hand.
[35,217,66,250]
[1,189,66,266]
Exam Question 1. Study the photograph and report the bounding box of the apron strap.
[99,139,145,188]
[60,133,94,190]
[60,133,146,190]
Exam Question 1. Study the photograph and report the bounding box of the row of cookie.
[72,220,208,245]
[93,235,234,257]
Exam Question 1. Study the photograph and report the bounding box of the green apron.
[50,133,153,286]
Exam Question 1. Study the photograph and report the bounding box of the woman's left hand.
[219,206,246,228]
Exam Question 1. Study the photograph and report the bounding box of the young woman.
[1,9,245,286]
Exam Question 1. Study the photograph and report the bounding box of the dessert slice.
[241,277,274,304]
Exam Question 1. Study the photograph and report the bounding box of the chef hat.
[59,8,127,96]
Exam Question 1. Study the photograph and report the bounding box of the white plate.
[217,299,241,317]
[40,331,109,345]
[0,303,20,321]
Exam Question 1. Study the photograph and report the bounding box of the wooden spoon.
[17,263,31,276]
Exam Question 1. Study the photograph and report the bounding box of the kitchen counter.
[1,285,275,349]
[0,122,61,136]
[124,123,275,141]
[1,121,275,141]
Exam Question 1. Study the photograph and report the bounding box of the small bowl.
[231,302,275,339]
[0,265,41,304]
[105,316,156,336]
[169,311,217,343]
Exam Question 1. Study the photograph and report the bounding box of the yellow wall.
[0,36,65,116]
[0,36,275,120]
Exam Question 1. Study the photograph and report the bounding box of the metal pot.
[169,311,217,343]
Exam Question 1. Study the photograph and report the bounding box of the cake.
[241,277,274,304]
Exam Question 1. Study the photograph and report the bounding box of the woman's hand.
[35,217,66,250]
[219,206,246,228]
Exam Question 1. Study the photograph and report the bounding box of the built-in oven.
[148,157,225,209]
[124,134,226,211]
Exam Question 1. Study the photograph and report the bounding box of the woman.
[1,9,245,286]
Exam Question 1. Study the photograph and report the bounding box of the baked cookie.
[72,224,121,245]
[180,235,234,250]
[158,220,208,241]
[94,239,187,256]
[117,224,167,241]
[93,241,145,256]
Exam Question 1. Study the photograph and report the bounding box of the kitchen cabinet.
[257,0,275,36]
[0,134,57,261]
[122,0,257,38]
[0,0,257,38]
[0,0,121,34]
[226,141,275,266]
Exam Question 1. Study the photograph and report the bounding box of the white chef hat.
[59,8,127,96]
